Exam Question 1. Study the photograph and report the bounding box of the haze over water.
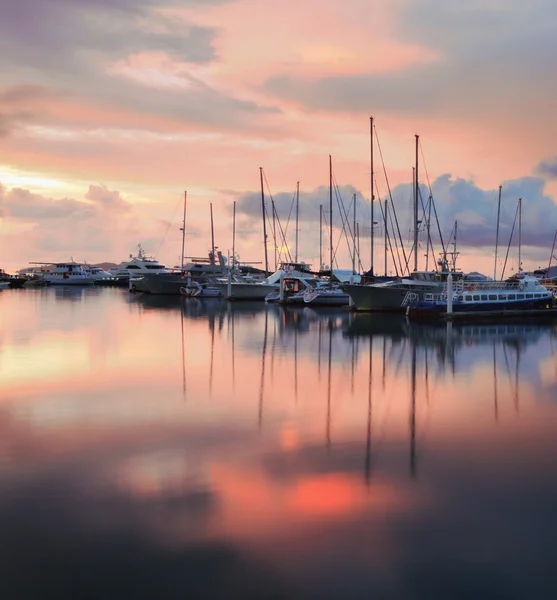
[1,287,557,599]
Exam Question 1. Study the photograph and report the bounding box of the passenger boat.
[180,281,222,298]
[407,275,553,318]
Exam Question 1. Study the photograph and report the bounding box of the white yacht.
[40,262,94,286]
[108,245,172,286]
[81,264,118,285]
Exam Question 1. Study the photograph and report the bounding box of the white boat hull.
[43,276,94,286]
[214,282,278,300]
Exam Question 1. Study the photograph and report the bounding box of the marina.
[1,286,557,598]
[1,1,556,596]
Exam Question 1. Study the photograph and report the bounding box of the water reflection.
[1,288,557,598]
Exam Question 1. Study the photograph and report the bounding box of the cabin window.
[507,294,516,300]
[535,293,542,298]
[145,265,165,270]
[473,295,480,301]
[489,294,497,300]
[481,295,488,301]
[456,295,463,302]
[498,295,507,301]
[126,265,140,269]
[526,294,533,299]
[464,295,472,302]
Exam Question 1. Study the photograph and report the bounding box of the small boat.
[0,269,27,289]
[303,285,351,306]
[180,282,222,298]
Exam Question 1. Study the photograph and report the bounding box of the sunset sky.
[1,0,556,274]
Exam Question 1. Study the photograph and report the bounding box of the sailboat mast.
[518,197,522,272]
[370,116,374,274]
[272,198,277,271]
[453,220,458,271]
[494,185,502,280]
[414,134,419,272]
[180,190,187,271]
[259,167,269,275]
[295,181,300,263]
[210,202,215,264]
[548,229,557,274]
[384,199,388,276]
[329,155,333,272]
[352,193,357,274]
[232,200,236,269]
[319,204,323,270]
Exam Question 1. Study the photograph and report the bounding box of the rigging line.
[331,176,352,268]
[419,140,447,259]
[426,194,434,270]
[384,200,399,276]
[281,188,297,243]
[375,187,398,276]
[155,193,183,259]
[419,139,435,202]
[417,185,436,269]
[332,173,357,266]
[501,200,520,280]
[387,199,402,277]
[273,200,293,264]
[272,202,292,263]
[262,171,293,265]
[375,126,409,274]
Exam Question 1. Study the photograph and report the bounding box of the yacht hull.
[43,277,94,286]
[214,282,277,300]
[343,284,436,312]
[137,273,186,295]
[304,292,350,306]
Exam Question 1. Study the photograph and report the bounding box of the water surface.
[1,286,557,599]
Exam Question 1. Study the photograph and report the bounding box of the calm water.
[1,286,557,599]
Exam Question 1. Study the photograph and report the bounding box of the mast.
[232,200,236,269]
[319,204,323,270]
[518,197,522,272]
[356,222,360,271]
[384,199,388,276]
[210,202,215,264]
[370,116,374,275]
[295,181,300,263]
[352,193,357,274]
[259,167,269,275]
[180,190,187,271]
[548,229,557,275]
[414,134,419,272]
[329,155,333,272]
[494,185,502,280]
[272,198,277,271]
[453,220,458,271]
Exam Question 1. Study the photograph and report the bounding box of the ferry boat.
[407,275,553,318]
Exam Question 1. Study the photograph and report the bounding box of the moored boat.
[407,275,554,319]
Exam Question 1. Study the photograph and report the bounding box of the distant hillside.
[93,262,118,270]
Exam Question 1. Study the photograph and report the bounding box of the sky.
[1,0,557,274]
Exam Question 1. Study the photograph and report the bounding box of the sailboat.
[343,132,462,311]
